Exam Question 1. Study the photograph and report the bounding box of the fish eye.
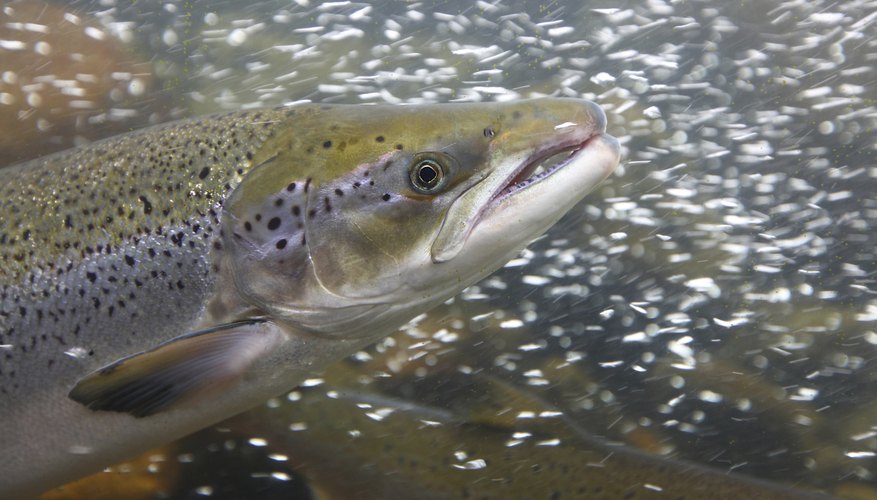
[409,153,450,193]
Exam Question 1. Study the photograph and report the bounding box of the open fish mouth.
[430,99,620,264]
[492,133,603,204]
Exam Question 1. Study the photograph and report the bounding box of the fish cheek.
[306,177,446,301]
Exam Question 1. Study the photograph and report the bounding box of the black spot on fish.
[267,217,281,230]
[64,215,73,229]
[323,140,332,149]
[334,188,344,197]
[276,239,287,250]
[375,135,385,142]
[124,255,136,266]
[382,193,391,201]
[244,221,252,232]
[395,144,404,150]
[274,198,284,207]
[139,196,153,215]
[286,182,296,192]
[198,167,210,180]
[291,205,301,217]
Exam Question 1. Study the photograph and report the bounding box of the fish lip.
[490,131,602,205]
[430,100,613,264]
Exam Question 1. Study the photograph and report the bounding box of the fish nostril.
[581,100,607,133]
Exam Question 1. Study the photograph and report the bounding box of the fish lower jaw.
[490,132,620,207]
[474,133,620,249]
[443,132,619,279]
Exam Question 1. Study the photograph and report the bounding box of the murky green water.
[4,1,877,498]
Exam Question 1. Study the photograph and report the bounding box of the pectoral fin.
[69,319,283,418]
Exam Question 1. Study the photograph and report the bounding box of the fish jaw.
[464,134,621,263]
[418,101,620,315]
[430,99,618,263]
[461,134,620,260]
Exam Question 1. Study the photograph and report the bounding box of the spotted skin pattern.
[0,107,311,498]
[0,109,286,396]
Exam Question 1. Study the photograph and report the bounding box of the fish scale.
[0,99,619,498]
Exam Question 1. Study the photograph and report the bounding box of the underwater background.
[3,0,876,498]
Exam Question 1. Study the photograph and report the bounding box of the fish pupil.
[418,163,438,186]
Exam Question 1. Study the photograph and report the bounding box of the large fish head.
[224,99,620,337]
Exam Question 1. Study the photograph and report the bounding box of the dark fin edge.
[69,319,280,418]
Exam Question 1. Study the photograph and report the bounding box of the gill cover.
[221,154,345,331]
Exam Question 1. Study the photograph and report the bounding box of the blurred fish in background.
[3,0,876,498]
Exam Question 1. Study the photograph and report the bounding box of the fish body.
[0,99,620,497]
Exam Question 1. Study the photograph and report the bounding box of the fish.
[0,98,620,498]
[226,367,831,500]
